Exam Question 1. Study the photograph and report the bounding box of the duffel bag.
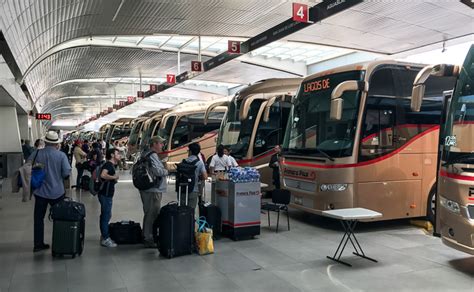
[50,198,86,221]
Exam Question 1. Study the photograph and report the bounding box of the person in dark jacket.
[268,145,282,189]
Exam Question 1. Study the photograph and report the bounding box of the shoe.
[143,240,157,248]
[100,237,117,248]
[33,243,50,252]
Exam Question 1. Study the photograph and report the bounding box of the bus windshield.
[443,49,474,164]
[128,121,143,145]
[283,70,364,158]
[218,98,264,159]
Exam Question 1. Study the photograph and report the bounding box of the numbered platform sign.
[191,61,202,72]
[292,3,309,23]
[167,74,176,84]
[228,40,241,54]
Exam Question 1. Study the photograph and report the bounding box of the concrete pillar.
[17,114,29,141]
[0,106,21,153]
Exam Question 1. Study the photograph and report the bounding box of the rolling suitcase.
[158,183,194,258]
[199,184,221,239]
[109,221,143,244]
[50,198,86,258]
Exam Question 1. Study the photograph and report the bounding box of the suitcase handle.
[178,183,189,207]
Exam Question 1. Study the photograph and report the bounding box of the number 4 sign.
[166,74,176,84]
[228,40,241,54]
[292,3,310,23]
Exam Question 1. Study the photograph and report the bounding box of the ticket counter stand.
[214,180,261,240]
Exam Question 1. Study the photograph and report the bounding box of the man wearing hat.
[28,131,72,252]
[138,136,168,248]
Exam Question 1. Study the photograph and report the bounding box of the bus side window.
[359,67,397,161]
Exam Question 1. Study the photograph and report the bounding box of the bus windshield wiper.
[315,147,335,161]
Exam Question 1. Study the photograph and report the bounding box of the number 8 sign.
[228,40,241,54]
[292,3,309,23]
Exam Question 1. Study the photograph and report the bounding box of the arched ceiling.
[0,0,472,126]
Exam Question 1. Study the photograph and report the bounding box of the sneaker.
[100,237,117,248]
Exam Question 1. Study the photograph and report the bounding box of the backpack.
[175,157,200,193]
[89,161,106,196]
[132,152,160,191]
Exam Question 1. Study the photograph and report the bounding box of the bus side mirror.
[330,99,343,121]
[330,80,368,121]
[411,64,459,112]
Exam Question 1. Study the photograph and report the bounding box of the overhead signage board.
[149,84,158,92]
[176,72,189,83]
[137,91,145,98]
[35,113,51,120]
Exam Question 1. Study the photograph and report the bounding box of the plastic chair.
[261,189,290,233]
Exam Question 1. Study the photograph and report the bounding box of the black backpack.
[175,158,199,193]
[132,152,160,191]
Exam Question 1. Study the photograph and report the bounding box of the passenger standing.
[269,145,282,189]
[34,139,45,149]
[82,140,90,154]
[73,141,87,189]
[98,148,121,248]
[182,143,207,209]
[209,144,231,174]
[224,146,239,168]
[28,131,71,252]
[138,136,169,248]
[22,139,34,162]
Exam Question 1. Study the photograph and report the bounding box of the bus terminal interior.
[0,1,473,291]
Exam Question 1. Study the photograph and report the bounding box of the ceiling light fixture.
[112,0,126,22]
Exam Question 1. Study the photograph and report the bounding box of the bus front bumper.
[439,205,474,255]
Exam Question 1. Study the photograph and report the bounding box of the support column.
[0,106,21,153]
[17,114,29,141]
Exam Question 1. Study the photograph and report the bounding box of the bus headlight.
[320,184,348,192]
[439,196,461,214]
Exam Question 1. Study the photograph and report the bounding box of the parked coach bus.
[157,99,228,172]
[104,118,134,145]
[212,78,302,189]
[281,61,456,221]
[411,45,474,254]
[127,111,160,160]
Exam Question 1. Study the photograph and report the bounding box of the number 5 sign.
[292,3,310,23]
[228,40,241,54]
[166,74,176,84]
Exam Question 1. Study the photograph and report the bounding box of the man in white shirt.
[209,145,231,173]
[224,146,238,167]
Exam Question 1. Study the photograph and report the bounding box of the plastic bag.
[195,217,214,255]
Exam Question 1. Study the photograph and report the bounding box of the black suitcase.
[109,221,143,244]
[81,175,90,191]
[50,198,86,258]
[52,219,85,258]
[199,186,221,239]
[158,184,194,258]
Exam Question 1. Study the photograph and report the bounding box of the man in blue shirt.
[28,131,72,252]
[182,143,207,209]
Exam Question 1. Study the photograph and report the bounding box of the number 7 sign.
[166,74,176,84]
[293,3,310,23]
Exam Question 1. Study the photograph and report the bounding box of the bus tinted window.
[254,101,291,156]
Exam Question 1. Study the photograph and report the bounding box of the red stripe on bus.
[361,124,438,143]
[238,148,277,164]
[282,125,439,169]
[159,131,218,155]
[439,170,474,181]
[222,220,260,227]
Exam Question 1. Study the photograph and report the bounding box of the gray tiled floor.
[0,172,473,292]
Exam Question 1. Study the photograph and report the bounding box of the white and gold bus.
[281,61,456,221]
[213,78,302,189]
[127,111,161,159]
[156,99,228,172]
[411,45,474,254]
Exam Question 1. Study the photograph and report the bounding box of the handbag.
[195,217,214,255]
[31,150,45,190]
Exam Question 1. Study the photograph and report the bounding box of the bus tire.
[426,187,436,224]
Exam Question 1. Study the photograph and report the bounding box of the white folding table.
[322,208,382,267]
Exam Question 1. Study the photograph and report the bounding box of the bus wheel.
[427,188,436,224]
